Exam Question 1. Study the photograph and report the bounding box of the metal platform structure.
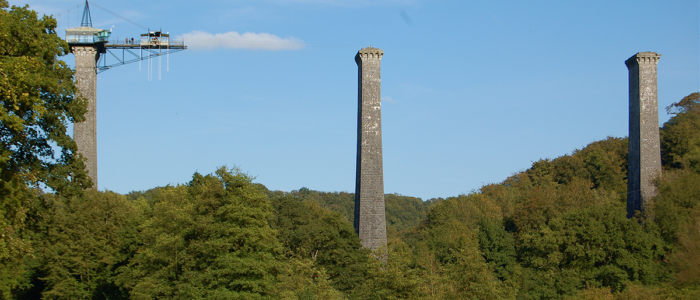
[99,30,187,74]
[64,1,187,74]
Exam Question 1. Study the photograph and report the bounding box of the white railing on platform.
[105,38,185,47]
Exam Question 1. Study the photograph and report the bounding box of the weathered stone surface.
[354,46,387,251]
[626,52,662,218]
[72,46,99,189]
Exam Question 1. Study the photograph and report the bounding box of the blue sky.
[16,0,700,199]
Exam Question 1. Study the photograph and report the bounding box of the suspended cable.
[89,1,148,30]
[56,4,81,28]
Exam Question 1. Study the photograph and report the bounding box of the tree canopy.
[0,0,90,193]
[0,1,90,296]
[2,2,700,299]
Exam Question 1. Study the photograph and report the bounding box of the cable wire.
[89,1,148,30]
[56,4,81,28]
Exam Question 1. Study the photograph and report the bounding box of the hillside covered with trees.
[2,2,700,299]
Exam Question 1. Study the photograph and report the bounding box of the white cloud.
[382,96,397,104]
[178,30,304,51]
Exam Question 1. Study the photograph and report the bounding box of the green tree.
[0,1,89,296]
[274,257,344,300]
[477,217,519,284]
[519,137,628,196]
[283,187,433,237]
[269,194,371,294]
[0,0,89,193]
[35,191,137,299]
[662,93,700,173]
[350,241,425,300]
[127,167,283,299]
[517,203,666,299]
[668,205,700,286]
[385,193,430,235]
[651,170,700,244]
[291,188,355,223]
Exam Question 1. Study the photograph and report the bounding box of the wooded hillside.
[2,2,699,299]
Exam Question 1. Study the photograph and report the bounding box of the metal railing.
[66,35,110,44]
[105,38,185,47]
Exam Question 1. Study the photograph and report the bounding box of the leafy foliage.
[37,191,137,299]
[2,5,699,297]
[517,203,666,298]
[667,205,700,286]
[274,187,433,238]
[274,257,344,300]
[477,217,518,283]
[269,194,371,293]
[0,0,89,194]
[662,92,700,172]
[0,1,89,296]
[650,171,700,244]
[127,167,283,299]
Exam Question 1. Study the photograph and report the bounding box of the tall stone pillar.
[354,46,387,251]
[625,52,662,218]
[72,46,99,189]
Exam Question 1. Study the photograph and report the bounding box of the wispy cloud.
[383,96,397,104]
[178,30,304,51]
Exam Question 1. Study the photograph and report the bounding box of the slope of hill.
[8,92,700,299]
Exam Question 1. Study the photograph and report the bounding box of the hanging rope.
[148,54,152,81]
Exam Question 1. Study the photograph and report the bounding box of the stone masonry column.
[72,46,99,189]
[354,46,387,251]
[625,52,662,218]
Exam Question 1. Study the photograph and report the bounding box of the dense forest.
[2,2,700,299]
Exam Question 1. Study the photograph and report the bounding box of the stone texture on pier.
[354,46,387,251]
[625,52,662,218]
[72,45,99,189]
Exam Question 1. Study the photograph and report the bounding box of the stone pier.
[72,45,99,189]
[625,52,662,218]
[354,46,387,251]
